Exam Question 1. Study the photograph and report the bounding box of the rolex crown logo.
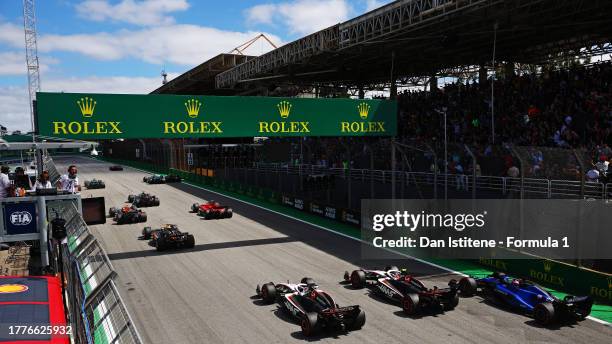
[357,102,370,120]
[277,101,292,119]
[77,97,96,118]
[185,99,202,118]
[543,261,552,272]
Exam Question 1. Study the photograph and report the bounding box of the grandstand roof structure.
[155,0,612,95]
[151,53,255,94]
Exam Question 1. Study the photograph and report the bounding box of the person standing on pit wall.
[0,166,11,199]
[32,171,52,190]
[57,165,81,193]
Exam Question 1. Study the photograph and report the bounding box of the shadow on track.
[107,236,296,260]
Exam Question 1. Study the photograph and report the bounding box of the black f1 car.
[458,272,592,325]
[190,201,233,219]
[345,267,459,315]
[142,174,182,184]
[128,192,160,207]
[139,224,195,251]
[256,278,365,337]
[112,205,147,224]
[84,179,105,189]
[109,165,123,171]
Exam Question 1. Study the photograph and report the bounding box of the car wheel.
[261,283,276,304]
[349,309,365,330]
[139,213,147,222]
[459,277,477,296]
[191,203,199,212]
[444,293,459,311]
[128,195,135,202]
[301,277,315,285]
[350,270,366,289]
[185,235,195,249]
[534,302,555,325]
[301,312,319,337]
[226,210,233,218]
[402,293,419,315]
[156,237,167,251]
[142,226,152,239]
[108,207,117,217]
[154,200,160,206]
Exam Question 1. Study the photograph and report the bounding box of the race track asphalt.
[56,156,612,344]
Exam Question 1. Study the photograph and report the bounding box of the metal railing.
[252,162,609,199]
[52,194,142,344]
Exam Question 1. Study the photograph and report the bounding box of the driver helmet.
[511,279,520,288]
[388,270,401,280]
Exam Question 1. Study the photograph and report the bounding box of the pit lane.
[56,156,611,344]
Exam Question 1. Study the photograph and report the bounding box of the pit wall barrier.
[94,157,612,305]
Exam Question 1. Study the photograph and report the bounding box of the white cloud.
[364,0,390,11]
[0,51,59,76]
[0,20,282,66]
[245,0,351,35]
[76,0,189,26]
[0,74,178,132]
[0,22,24,47]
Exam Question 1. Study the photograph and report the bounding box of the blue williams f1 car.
[459,272,592,325]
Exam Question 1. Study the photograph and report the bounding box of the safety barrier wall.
[43,156,143,344]
[53,200,142,344]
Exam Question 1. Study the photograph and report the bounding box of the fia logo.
[10,211,32,226]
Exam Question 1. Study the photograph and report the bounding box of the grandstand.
[96,0,612,271]
[103,0,609,194]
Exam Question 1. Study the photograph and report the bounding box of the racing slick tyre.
[350,270,366,289]
[153,199,160,206]
[138,213,147,222]
[143,177,147,182]
[260,283,276,304]
[156,237,167,251]
[301,277,316,285]
[84,181,90,188]
[534,302,556,325]
[459,277,477,297]
[300,312,319,337]
[128,195,135,203]
[226,210,233,218]
[108,207,118,217]
[444,293,460,311]
[191,203,199,212]
[385,265,399,272]
[142,227,152,239]
[349,309,366,331]
[402,293,420,316]
[185,234,195,249]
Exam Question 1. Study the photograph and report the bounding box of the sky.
[0,0,392,132]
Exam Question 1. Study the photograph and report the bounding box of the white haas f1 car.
[256,278,365,337]
[345,266,459,315]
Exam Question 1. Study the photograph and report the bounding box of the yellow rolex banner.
[36,92,397,139]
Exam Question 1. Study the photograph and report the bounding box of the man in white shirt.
[0,166,11,199]
[57,165,80,193]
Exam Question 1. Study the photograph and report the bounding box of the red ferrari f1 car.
[190,200,233,219]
